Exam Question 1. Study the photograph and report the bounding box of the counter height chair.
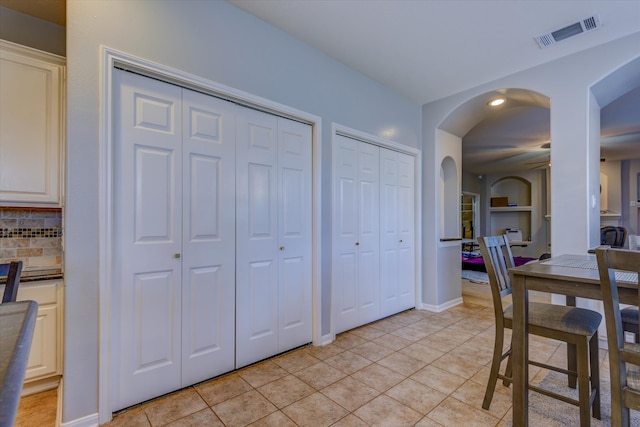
[479,236,601,425]
[596,246,640,427]
[1,261,23,303]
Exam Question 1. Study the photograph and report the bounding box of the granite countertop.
[0,267,63,285]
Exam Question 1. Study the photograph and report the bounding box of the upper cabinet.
[0,41,65,207]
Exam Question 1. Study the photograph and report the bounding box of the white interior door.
[397,152,416,311]
[180,89,236,386]
[332,135,380,333]
[236,108,280,368]
[114,70,183,410]
[277,118,312,351]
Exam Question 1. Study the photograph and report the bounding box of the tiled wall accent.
[0,208,63,269]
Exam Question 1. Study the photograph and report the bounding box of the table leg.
[512,274,529,427]
[566,296,577,388]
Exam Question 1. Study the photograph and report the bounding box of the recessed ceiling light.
[488,98,506,107]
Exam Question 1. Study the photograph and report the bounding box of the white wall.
[422,32,640,311]
[0,7,65,56]
[65,0,421,423]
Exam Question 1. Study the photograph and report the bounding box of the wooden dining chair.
[595,246,640,427]
[478,236,601,425]
[1,261,23,303]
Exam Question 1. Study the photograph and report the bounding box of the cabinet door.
[0,43,62,205]
[25,305,57,380]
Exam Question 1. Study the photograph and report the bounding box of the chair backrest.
[1,261,23,303]
[478,235,516,317]
[601,226,628,248]
[595,246,640,418]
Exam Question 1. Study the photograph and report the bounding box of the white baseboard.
[319,333,334,346]
[60,413,99,427]
[22,376,60,396]
[421,297,464,313]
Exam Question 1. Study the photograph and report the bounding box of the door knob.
[280,246,285,251]
[399,239,403,243]
[355,242,360,246]
[174,253,181,259]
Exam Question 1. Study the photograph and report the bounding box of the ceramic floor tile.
[195,373,253,406]
[368,318,404,333]
[143,388,207,427]
[410,365,467,395]
[163,408,224,427]
[372,333,413,351]
[107,406,151,427]
[452,379,512,419]
[305,343,345,360]
[324,350,372,375]
[376,351,427,377]
[330,414,369,426]
[398,342,445,364]
[430,352,484,379]
[247,410,298,426]
[350,363,406,393]
[333,332,369,349]
[272,348,322,373]
[238,360,289,388]
[385,378,447,415]
[257,374,315,408]
[281,392,349,427]
[294,361,347,390]
[212,389,277,427]
[349,324,387,341]
[349,340,395,362]
[390,325,431,341]
[425,396,501,427]
[353,394,422,426]
[320,376,380,412]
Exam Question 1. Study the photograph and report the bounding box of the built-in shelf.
[490,206,533,212]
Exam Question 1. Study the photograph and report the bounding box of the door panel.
[181,89,236,385]
[114,70,183,410]
[236,108,279,368]
[277,118,312,350]
[397,152,415,309]
[380,148,400,315]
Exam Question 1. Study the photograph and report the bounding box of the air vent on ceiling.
[535,14,601,48]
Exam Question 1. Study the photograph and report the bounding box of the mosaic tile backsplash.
[0,208,63,269]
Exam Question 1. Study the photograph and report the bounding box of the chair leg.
[503,350,513,387]
[567,342,578,388]
[589,333,600,420]
[483,328,506,410]
[577,340,591,427]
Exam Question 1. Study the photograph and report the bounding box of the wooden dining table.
[509,253,638,426]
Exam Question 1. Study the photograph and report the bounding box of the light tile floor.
[101,301,606,427]
[17,296,619,426]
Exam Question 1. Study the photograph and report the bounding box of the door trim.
[98,46,322,424]
[330,123,422,340]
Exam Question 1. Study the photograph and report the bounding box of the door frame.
[97,46,322,423]
[330,123,422,341]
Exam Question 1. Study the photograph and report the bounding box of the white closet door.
[180,89,237,386]
[277,118,312,351]
[357,142,381,325]
[236,108,279,368]
[380,148,415,316]
[397,152,416,311]
[114,70,183,410]
[380,148,401,316]
[332,135,360,333]
[332,135,380,333]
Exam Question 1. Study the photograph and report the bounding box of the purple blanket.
[462,255,536,273]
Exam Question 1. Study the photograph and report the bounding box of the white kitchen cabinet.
[0,40,65,206]
[15,279,63,394]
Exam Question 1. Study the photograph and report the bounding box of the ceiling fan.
[523,142,551,170]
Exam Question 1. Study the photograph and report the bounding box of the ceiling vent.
[535,14,601,48]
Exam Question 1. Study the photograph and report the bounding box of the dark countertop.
[0,268,63,285]
[0,301,38,427]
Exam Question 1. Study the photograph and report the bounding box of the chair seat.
[504,302,602,336]
[621,307,639,325]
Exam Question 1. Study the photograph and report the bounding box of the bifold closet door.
[332,135,380,334]
[235,108,312,368]
[380,148,415,317]
[113,70,236,410]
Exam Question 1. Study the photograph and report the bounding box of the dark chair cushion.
[504,302,602,336]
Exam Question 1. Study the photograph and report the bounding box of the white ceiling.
[230,0,640,174]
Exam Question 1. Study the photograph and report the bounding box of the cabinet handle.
[174,253,181,259]
[355,242,360,246]
[280,246,285,251]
